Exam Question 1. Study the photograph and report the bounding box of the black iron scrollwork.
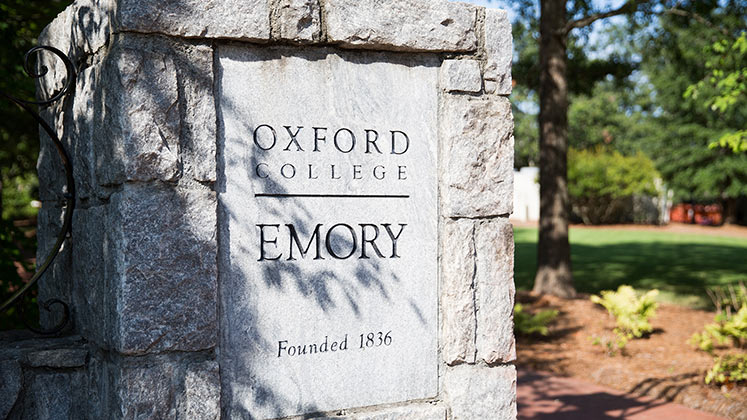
[0,46,76,335]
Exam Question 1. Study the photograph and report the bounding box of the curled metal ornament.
[0,46,76,335]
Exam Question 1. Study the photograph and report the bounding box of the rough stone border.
[29,0,516,418]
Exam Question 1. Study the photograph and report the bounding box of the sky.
[451,0,516,20]
[453,0,634,62]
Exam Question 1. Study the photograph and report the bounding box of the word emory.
[277,331,393,358]
[257,223,407,261]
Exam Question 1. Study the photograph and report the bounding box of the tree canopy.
[510,0,747,211]
[0,0,67,218]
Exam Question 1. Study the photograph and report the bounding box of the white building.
[512,166,540,222]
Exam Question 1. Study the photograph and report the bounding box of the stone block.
[84,350,112,420]
[26,371,87,420]
[484,9,512,95]
[274,0,322,42]
[177,361,221,420]
[325,0,478,52]
[312,404,446,419]
[96,36,180,185]
[485,80,498,94]
[37,0,111,97]
[109,184,218,354]
[92,34,216,186]
[443,364,517,420]
[37,46,105,203]
[0,360,21,418]
[115,359,177,419]
[26,348,89,368]
[111,356,220,420]
[171,41,217,183]
[475,219,516,364]
[440,95,514,218]
[37,100,72,202]
[441,218,476,365]
[71,205,110,348]
[440,59,482,93]
[114,0,270,41]
[69,64,101,201]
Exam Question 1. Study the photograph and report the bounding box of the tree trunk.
[533,0,576,298]
[722,197,738,225]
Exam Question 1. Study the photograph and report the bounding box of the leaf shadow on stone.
[31,29,231,418]
[213,44,440,418]
[29,27,442,418]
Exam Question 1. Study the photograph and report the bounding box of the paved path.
[518,370,729,420]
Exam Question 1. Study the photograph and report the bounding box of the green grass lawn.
[514,226,747,308]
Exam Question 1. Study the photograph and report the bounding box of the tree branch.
[559,0,649,36]
[663,8,730,36]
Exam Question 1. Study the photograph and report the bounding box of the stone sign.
[3,0,518,419]
[219,46,439,417]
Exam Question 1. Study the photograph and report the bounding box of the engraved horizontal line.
[255,193,410,199]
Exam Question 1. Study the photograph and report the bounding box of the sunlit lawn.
[514,226,747,308]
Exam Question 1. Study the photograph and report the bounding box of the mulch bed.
[516,291,747,420]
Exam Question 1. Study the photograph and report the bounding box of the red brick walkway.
[518,370,729,420]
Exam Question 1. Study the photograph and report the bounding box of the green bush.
[568,147,660,224]
[705,354,747,385]
[705,283,746,316]
[590,334,629,357]
[514,303,558,336]
[591,285,659,339]
[690,306,747,353]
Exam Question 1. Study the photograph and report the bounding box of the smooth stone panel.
[218,45,439,418]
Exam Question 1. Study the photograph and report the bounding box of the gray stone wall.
[19,0,516,418]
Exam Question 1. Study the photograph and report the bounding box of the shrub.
[590,334,630,357]
[568,147,660,224]
[590,285,659,339]
[690,306,747,353]
[706,282,746,316]
[705,354,747,385]
[514,303,558,337]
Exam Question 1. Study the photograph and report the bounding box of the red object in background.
[670,203,723,225]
